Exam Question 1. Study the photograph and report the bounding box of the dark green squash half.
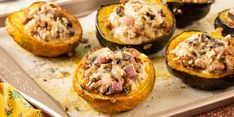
[214,9,234,37]
[96,0,175,55]
[166,29,234,90]
[167,0,214,28]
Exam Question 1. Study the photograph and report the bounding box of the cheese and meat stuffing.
[170,33,234,73]
[80,47,147,95]
[22,3,75,41]
[105,0,171,44]
[226,8,234,25]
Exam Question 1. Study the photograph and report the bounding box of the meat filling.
[81,48,146,95]
[106,0,170,44]
[23,3,75,41]
[170,33,234,73]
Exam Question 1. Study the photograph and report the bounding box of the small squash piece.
[96,0,175,55]
[5,2,82,57]
[214,8,234,36]
[167,0,214,28]
[73,47,155,113]
[166,29,234,90]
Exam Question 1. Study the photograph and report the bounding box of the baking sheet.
[0,0,233,116]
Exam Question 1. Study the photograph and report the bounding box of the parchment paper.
[0,0,233,116]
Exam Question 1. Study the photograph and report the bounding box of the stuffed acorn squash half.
[215,8,234,36]
[5,2,82,57]
[167,0,214,28]
[73,47,155,113]
[96,0,175,55]
[166,29,234,90]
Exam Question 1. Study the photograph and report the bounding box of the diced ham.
[93,56,107,67]
[111,82,123,92]
[124,64,138,79]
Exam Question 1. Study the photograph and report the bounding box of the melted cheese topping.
[170,33,234,73]
[23,3,75,41]
[82,48,147,95]
[106,0,169,44]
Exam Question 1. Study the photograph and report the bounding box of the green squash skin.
[165,31,234,90]
[166,61,234,90]
[96,26,175,55]
[96,4,176,55]
[167,1,213,28]
[214,10,234,37]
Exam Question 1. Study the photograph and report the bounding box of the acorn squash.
[73,47,155,113]
[166,29,234,90]
[5,2,82,57]
[167,0,214,28]
[96,0,175,55]
[214,8,234,36]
